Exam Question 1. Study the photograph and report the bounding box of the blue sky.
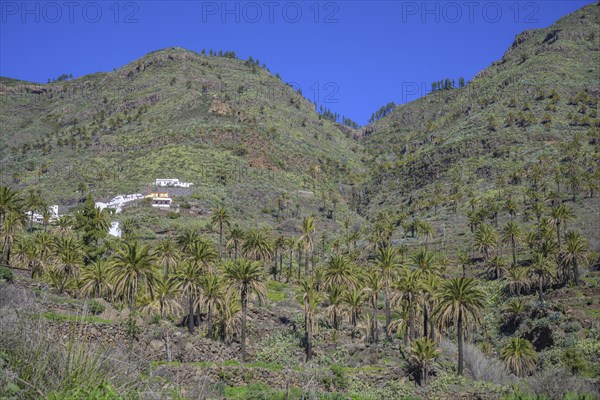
[0,0,594,125]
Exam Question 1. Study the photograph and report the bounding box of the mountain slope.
[0,48,364,227]
[358,3,599,246]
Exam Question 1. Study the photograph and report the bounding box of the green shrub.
[0,266,14,283]
[88,300,106,316]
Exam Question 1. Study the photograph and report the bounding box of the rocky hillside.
[358,3,599,247]
[0,48,364,228]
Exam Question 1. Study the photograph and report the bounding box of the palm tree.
[375,246,400,338]
[140,276,182,319]
[187,239,218,273]
[222,259,266,362]
[110,241,158,309]
[155,238,179,279]
[322,255,358,290]
[226,224,245,260]
[326,285,344,330]
[24,190,44,232]
[174,260,202,334]
[486,256,508,280]
[364,269,383,343]
[216,292,242,344]
[411,248,439,278]
[435,277,485,375]
[242,229,273,263]
[176,229,201,254]
[79,259,112,298]
[502,221,522,267]
[1,191,26,266]
[210,205,230,258]
[502,298,527,332]
[0,186,23,227]
[528,252,554,307]
[297,276,322,361]
[343,288,365,338]
[501,337,537,377]
[505,267,530,296]
[473,223,498,261]
[562,230,588,286]
[273,236,286,280]
[201,273,223,339]
[420,274,440,341]
[299,216,316,276]
[392,268,421,345]
[549,204,574,250]
[53,235,84,294]
[409,337,440,386]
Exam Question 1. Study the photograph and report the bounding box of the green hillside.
[0,48,364,232]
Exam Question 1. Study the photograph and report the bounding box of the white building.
[150,193,173,208]
[155,178,193,188]
[108,221,122,238]
[96,193,144,214]
[30,205,60,223]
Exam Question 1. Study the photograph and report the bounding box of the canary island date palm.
[242,229,273,263]
[299,216,316,276]
[549,204,574,251]
[528,252,555,307]
[210,205,230,259]
[187,239,218,273]
[505,267,530,296]
[201,273,224,339]
[79,259,112,299]
[409,337,440,386]
[435,277,485,375]
[222,258,266,362]
[375,246,400,339]
[216,292,242,344]
[392,268,422,345]
[322,255,359,290]
[53,235,84,294]
[226,224,245,260]
[502,221,522,267]
[174,260,203,334]
[343,288,366,339]
[326,285,344,330]
[155,238,179,279]
[474,223,498,261]
[297,276,322,361]
[562,230,588,286]
[501,337,537,377]
[140,276,182,319]
[364,269,383,343]
[110,241,158,309]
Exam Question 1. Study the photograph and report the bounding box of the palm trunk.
[385,289,391,339]
[304,250,309,276]
[241,286,248,362]
[372,294,379,343]
[297,251,302,281]
[429,303,435,342]
[511,237,516,266]
[538,278,544,307]
[423,304,428,339]
[408,300,415,344]
[207,303,213,339]
[457,309,464,375]
[219,225,223,259]
[187,296,195,334]
[573,259,580,286]
[556,222,561,251]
